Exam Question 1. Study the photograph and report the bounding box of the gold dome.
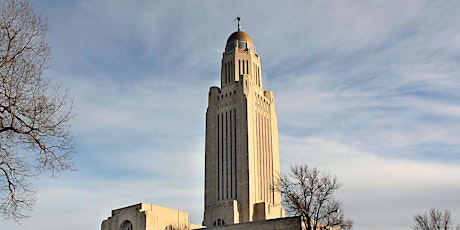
[226,30,253,45]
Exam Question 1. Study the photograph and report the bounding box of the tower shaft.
[203,30,284,227]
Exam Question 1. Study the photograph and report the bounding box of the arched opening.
[119,220,133,230]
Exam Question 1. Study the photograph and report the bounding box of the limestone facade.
[101,203,201,230]
[202,29,284,227]
[196,216,302,230]
[101,203,301,230]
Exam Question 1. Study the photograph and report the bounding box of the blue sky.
[2,1,460,229]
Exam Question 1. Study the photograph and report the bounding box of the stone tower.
[203,22,285,227]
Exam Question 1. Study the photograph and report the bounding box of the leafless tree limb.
[274,164,353,230]
[412,208,459,230]
[0,0,74,222]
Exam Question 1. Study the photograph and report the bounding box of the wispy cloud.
[279,135,460,228]
[3,0,459,229]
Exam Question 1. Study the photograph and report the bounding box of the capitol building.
[101,21,304,230]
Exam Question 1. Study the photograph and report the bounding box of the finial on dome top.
[234,16,241,31]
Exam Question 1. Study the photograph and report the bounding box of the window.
[226,42,235,51]
[213,218,226,227]
[164,225,176,230]
[238,41,246,49]
[119,220,133,230]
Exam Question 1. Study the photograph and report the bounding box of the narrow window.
[245,60,249,74]
[221,113,224,200]
[238,60,241,76]
[231,60,234,81]
[257,67,262,86]
[227,62,231,83]
[234,108,237,198]
[229,110,232,198]
[224,62,227,84]
[217,114,220,201]
[225,111,229,199]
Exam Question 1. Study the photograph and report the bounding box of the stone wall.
[101,203,192,230]
[194,216,302,230]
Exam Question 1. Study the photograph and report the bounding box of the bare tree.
[412,208,460,230]
[0,0,74,221]
[274,164,353,230]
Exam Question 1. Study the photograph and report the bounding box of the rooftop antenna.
[234,16,241,31]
